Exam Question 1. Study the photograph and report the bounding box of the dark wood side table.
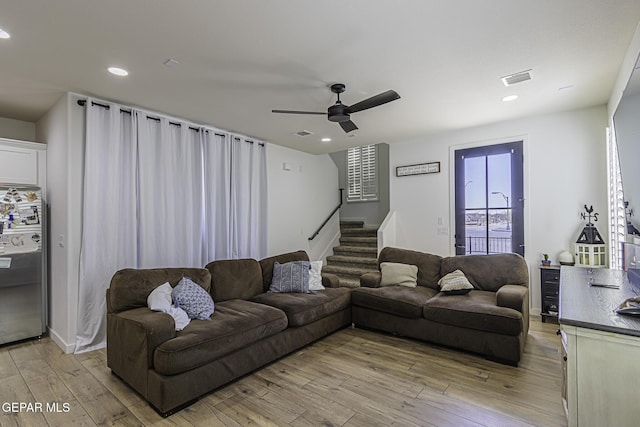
[540,265,560,322]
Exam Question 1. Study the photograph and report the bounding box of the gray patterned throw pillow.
[269,261,310,293]
[438,269,474,295]
[172,276,215,320]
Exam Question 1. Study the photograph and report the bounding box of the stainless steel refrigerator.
[0,185,46,345]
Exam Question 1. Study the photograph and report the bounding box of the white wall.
[35,93,85,352]
[266,143,340,262]
[390,105,609,315]
[0,116,36,141]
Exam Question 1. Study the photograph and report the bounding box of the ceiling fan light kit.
[272,83,400,133]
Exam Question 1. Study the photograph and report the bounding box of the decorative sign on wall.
[396,161,440,177]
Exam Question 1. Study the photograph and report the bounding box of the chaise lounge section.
[351,247,529,365]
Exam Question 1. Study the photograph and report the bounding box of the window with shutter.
[607,125,626,269]
[347,144,378,202]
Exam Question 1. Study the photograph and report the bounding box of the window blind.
[347,144,378,202]
[607,126,626,269]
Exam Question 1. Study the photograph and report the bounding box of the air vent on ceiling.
[294,130,314,137]
[501,70,532,87]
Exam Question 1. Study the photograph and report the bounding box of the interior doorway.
[454,141,524,256]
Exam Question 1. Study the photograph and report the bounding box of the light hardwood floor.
[0,319,566,427]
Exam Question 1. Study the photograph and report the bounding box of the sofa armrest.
[321,273,341,288]
[360,271,382,288]
[496,285,528,313]
[107,308,176,397]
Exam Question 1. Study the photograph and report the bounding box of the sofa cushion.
[153,299,287,375]
[108,268,211,313]
[147,282,191,331]
[378,247,443,290]
[423,290,523,336]
[269,261,310,293]
[172,276,215,320]
[308,261,325,291]
[251,287,351,327]
[440,253,528,292]
[380,262,418,288]
[259,250,309,292]
[351,286,438,319]
[205,258,263,302]
[438,270,474,295]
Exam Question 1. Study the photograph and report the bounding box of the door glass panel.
[464,157,486,209]
[464,209,487,254]
[455,141,524,256]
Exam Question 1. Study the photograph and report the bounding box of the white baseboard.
[48,327,75,354]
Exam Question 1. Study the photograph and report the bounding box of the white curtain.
[77,100,137,353]
[230,136,267,259]
[136,113,206,268]
[203,132,233,260]
[76,100,267,353]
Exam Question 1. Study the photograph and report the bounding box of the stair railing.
[308,189,343,241]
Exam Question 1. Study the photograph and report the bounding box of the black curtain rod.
[77,99,264,146]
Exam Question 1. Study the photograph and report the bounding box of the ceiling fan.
[272,83,400,133]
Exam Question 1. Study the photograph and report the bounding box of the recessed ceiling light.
[163,58,179,68]
[321,137,331,142]
[502,95,519,102]
[107,66,129,77]
[294,130,313,137]
[0,28,10,39]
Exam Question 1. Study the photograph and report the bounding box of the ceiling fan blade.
[345,90,400,114]
[272,109,326,115]
[339,120,358,133]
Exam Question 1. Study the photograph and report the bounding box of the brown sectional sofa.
[106,250,351,415]
[106,247,529,415]
[352,247,530,366]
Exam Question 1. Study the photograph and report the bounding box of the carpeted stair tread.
[339,236,377,247]
[322,264,377,278]
[340,227,378,237]
[340,220,365,229]
[326,255,378,268]
[333,246,378,257]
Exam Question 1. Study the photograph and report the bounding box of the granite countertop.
[559,266,640,337]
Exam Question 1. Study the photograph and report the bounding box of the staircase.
[323,221,379,288]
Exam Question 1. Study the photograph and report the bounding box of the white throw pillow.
[380,262,418,288]
[147,282,191,331]
[309,261,325,291]
[147,282,173,312]
[438,270,474,295]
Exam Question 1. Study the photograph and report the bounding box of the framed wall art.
[396,161,440,177]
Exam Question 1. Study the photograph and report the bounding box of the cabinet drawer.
[543,284,559,297]
[541,269,560,284]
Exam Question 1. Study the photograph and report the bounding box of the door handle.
[455,244,466,248]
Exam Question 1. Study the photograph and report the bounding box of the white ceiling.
[1,1,639,154]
